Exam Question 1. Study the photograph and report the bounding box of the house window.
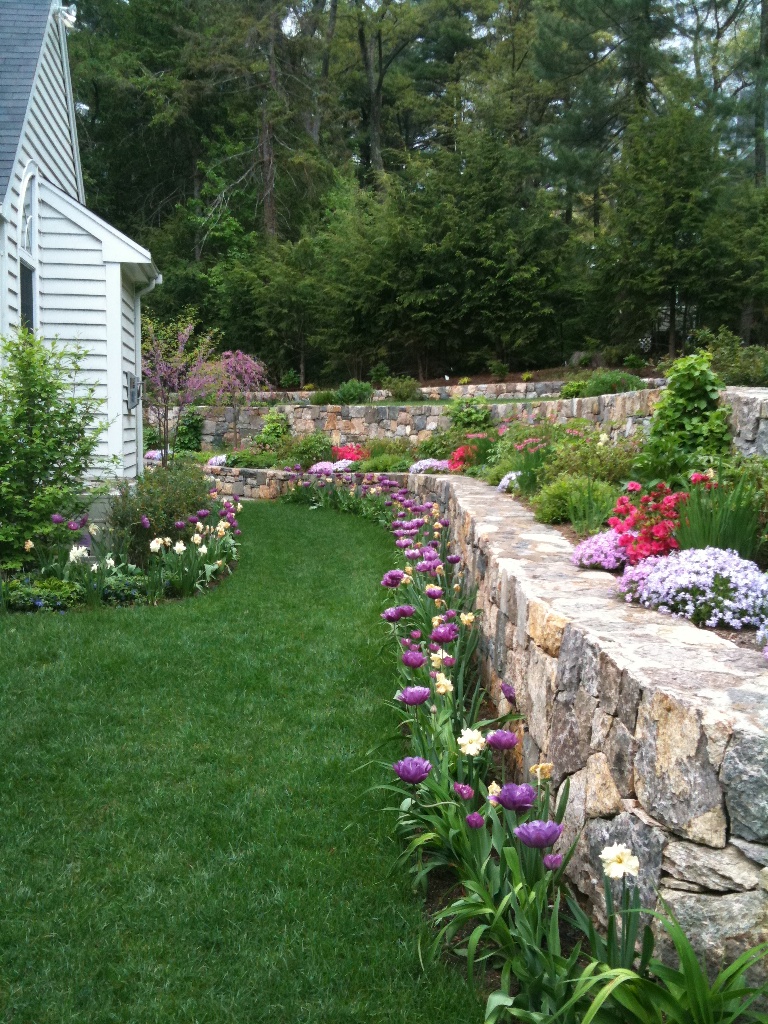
[21,189,33,253]
[20,262,35,330]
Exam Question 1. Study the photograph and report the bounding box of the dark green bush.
[559,378,589,398]
[228,449,282,469]
[368,361,390,385]
[541,431,642,485]
[487,358,508,381]
[143,423,162,450]
[108,463,212,567]
[447,395,494,432]
[581,370,646,397]
[358,453,412,473]
[623,353,646,369]
[382,376,423,401]
[416,427,467,460]
[336,379,374,404]
[310,389,340,405]
[175,411,204,452]
[280,369,301,390]
[532,475,579,523]
[291,431,334,468]
[101,572,150,606]
[701,325,768,387]
[1,576,84,612]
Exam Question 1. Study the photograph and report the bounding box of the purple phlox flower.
[402,650,427,669]
[500,682,516,703]
[446,554,461,565]
[431,623,459,643]
[174,520,186,530]
[543,853,564,871]
[453,782,475,800]
[207,454,227,467]
[144,449,163,461]
[486,730,518,750]
[514,820,564,849]
[50,513,65,524]
[393,757,432,784]
[381,569,405,588]
[497,783,536,811]
[466,812,485,829]
[425,585,443,600]
[572,529,628,572]
[395,686,432,706]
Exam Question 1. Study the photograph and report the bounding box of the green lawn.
[0,503,480,1024]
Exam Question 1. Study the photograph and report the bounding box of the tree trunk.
[740,298,755,343]
[358,23,384,176]
[261,17,279,236]
[668,287,677,358]
[756,0,768,185]
[299,343,306,387]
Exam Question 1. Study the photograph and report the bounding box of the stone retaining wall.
[727,387,768,456]
[176,387,664,449]
[406,473,768,977]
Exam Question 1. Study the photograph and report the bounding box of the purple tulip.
[398,605,415,618]
[234,529,242,536]
[439,518,450,527]
[67,520,80,531]
[446,554,461,565]
[443,655,455,667]
[402,650,427,669]
[395,686,432,706]
[382,607,403,623]
[393,757,432,785]
[500,683,516,702]
[514,820,564,849]
[174,520,186,530]
[395,538,410,549]
[444,609,456,619]
[50,513,65,524]
[431,623,459,643]
[466,812,485,829]
[453,782,474,800]
[543,853,563,871]
[406,549,422,561]
[197,510,210,518]
[188,515,199,525]
[140,516,151,529]
[410,630,422,640]
[486,730,518,750]
[497,783,536,811]
[425,585,443,600]
[381,570,405,588]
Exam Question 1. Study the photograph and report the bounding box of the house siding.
[121,274,138,476]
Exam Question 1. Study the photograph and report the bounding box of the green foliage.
[560,377,590,398]
[336,379,374,405]
[532,474,577,523]
[417,427,467,460]
[291,431,333,468]
[487,358,508,381]
[175,411,204,452]
[701,326,768,388]
[143,423,162,451]
[368,361,391,385]
[567,478,620,537]
[647,352,730,458]
[280,369,301,390]
[542,431,641,485]
[0,330,104,567]
[382,376,423,401]
[357,454,413,473]
[310,390,340,405]
[582,370,646,397]
[107,464,212,567]
[258,409,290,446]
[676,477,761,561]
[447,396,494,432]
[623,354,646,370]
[1,575,85,612]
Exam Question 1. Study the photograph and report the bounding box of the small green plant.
[567,478,620,536]
[676,474,761,561]
[358,453,412,473]
[143,423,162,451]
[458,376,471,385]
[175,411,204,452]
[303,382,316,391]
[647,352,730,460]
[623,353,646,370]
[1,575,85,611]
[368,361,390,385]
[542,430,641,486]
[292,431,333,468]
[310,389,340,405]
[259,409,291,446]
[336,379,374,404]
[533,474,580,523]
[702,325,768,388]
[280,369,301,390]
[487,358,508,382]
[447,395,494,432]
[382,376,423,401]
[581,370,646,397]
[521,371,533,383]
[560,378,590,399]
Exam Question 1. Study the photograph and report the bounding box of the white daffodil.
[434,673,453,695]
[90,562,99,573]
[599,844,639,879]
[192,534,203,545]
[458,728,486,757]
[24,539,34,552]
[149,537,164,553]
[174,541,186,555]
[199,545,208,555]
[105,557,115,569]
[69,545,88,563]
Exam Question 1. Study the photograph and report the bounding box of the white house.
[0,0,161,478]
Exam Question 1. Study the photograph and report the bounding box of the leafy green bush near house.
[336,379,374,404]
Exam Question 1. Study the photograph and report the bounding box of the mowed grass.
[0,503,480,1024]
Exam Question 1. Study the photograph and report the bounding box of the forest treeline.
[70,0,768,382]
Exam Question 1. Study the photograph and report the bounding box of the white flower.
[149,537,164,553]
[599,844,640,879]
[90,562,98,573]
[192,533,203,545]
[174,541,186,554]
[430,648,448,668]
[105,556,115,569]
[163,537,172,547]
[90,523,100,535]
[199,544,208,555]
[69,545,88,563]
[460,612,475,626]
[458,727,486,757]
[435,673,453,695]
[236,503,243,512]
[24,539,34,551]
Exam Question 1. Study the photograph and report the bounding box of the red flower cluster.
[448,444,476,472]
[332,443,370,462]
[608,482,688,563]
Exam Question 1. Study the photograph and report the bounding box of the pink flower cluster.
[608,482,687,564]
[332,443,369,462]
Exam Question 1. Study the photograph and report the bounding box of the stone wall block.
[549,688,598,786]
[663,842,762,892]
[527,599,568,658]
[720,727,768,842]
[585,753,624,819]
[521,642,558,754]
[601,717,636,797]
[634,691,727,847]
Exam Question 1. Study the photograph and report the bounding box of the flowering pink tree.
[142,314,215,467]
[215,350,271,450]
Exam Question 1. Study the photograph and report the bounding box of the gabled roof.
[41,180,161,285]
[0,0,54,200]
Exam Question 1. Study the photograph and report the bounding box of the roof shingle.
[0,0,54,201]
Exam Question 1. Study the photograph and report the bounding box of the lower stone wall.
[726,387,768,456]
[407,473,768,977]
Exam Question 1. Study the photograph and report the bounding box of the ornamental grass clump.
[619,546,768,630]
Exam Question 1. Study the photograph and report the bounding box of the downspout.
[134,272,162,475]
